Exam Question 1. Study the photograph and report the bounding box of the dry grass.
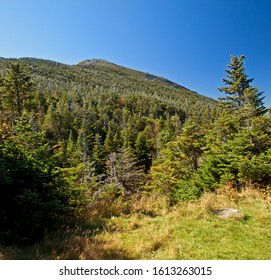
[1,188,271,260]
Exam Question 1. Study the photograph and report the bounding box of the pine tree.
[106,147,145,194]
[0,62,34,119]
[104,127,114,154]
[149,120,204,201]
[134,132,151,171]
[218,55,266,117]
[42,103,58,139]
[92,133,106,176]
[197,55,270,191]
[113,130,122,150]
[176,119,204,171]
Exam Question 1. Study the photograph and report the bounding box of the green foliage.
[195,56,270,192]
[197,115,271,191]
[171,180,202,203]
[1,55,271,247]
[0,62,34,119]
[150,120,204,202]
[0,122,90,244]
[106,148,146,194]
[0,139,55,243]
[218,55,266,117]
[134,132,151,171]
[92,134,106,176]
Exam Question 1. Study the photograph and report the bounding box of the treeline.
[0,55,270,244]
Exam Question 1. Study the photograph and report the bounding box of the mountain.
[0,57,217,118]
[0,56,219,243]
[0,55,220,180]
[79,58,189,89]
[2,56,271,250]
[0,57,219,167]
[76,57,213,100]
[0,56,221,172]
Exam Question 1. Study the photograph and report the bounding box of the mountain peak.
[77,58,110,67]
[77,58,189,91]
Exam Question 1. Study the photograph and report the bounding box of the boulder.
[212,208,242,218]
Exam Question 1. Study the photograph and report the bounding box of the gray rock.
[212,208,242,218]
[78,59,104,66]
[143,73,188,90]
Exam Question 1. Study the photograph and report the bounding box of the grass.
[1,188,271,260]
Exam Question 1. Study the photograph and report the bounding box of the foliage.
[0,122,90,244]
[106,148,146,195]
[150,120,204,202]
[0,62,34,120]
[0,55,271,246]
[218,55,266,117]
[198,118,271,190]
[197,55,270,191]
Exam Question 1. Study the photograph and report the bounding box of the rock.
[212,208,242,218]
[143,73,188,90]
[78,59,104,66]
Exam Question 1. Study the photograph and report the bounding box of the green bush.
[171,179,202,204]
[0,138,87,244]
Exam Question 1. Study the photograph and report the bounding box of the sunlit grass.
[1,188,271,260]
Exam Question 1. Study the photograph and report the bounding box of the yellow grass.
[1,187,271,260]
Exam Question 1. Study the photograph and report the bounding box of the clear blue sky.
[1,0,271,106]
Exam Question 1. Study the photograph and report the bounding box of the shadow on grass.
[0,219,134,260]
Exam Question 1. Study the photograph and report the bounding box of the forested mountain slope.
[0,56,217,119]
[0,56,219,243]
[1,55,270,247]
[0,56,219,173]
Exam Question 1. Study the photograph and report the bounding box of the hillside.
[0,57,217,119]
[0,56,219,244]
[1,55,271,259]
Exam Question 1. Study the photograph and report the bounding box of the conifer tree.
[104,127,114,154]
[176,119,204,171]
[150,120,204,201]
[106,147,145,194]
[113,130,122,150]
[218,55,266,117]
[0,62,34,119]
[134,132,151,171]
[92,133,106,176]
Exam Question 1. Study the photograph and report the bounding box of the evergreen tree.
[42,103,58,139]
[218,55,266,117]
[113,130,122,150]
[104,127,114,154]
[134,132,151,171]
[106,147,145,194]
[0,122,88,244]
[196,55,270,191]
[197,113,271,191]
[176,119,204,171]
[92,133,106,176]
[0,62,34,120]
[150,120,204,202]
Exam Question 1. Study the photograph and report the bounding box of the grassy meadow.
[1,187,271,260]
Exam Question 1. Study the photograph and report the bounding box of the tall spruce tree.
[218,55,266,117]
[0,62,34,120]
[196,55,270,191]
[92,133,106,176]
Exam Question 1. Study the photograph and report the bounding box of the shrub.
[0,138,88,244]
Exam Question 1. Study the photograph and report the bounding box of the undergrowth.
[1,187,271,260]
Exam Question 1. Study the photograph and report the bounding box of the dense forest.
[0,55,270,246]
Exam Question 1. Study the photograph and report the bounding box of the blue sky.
[1,0,271,106]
